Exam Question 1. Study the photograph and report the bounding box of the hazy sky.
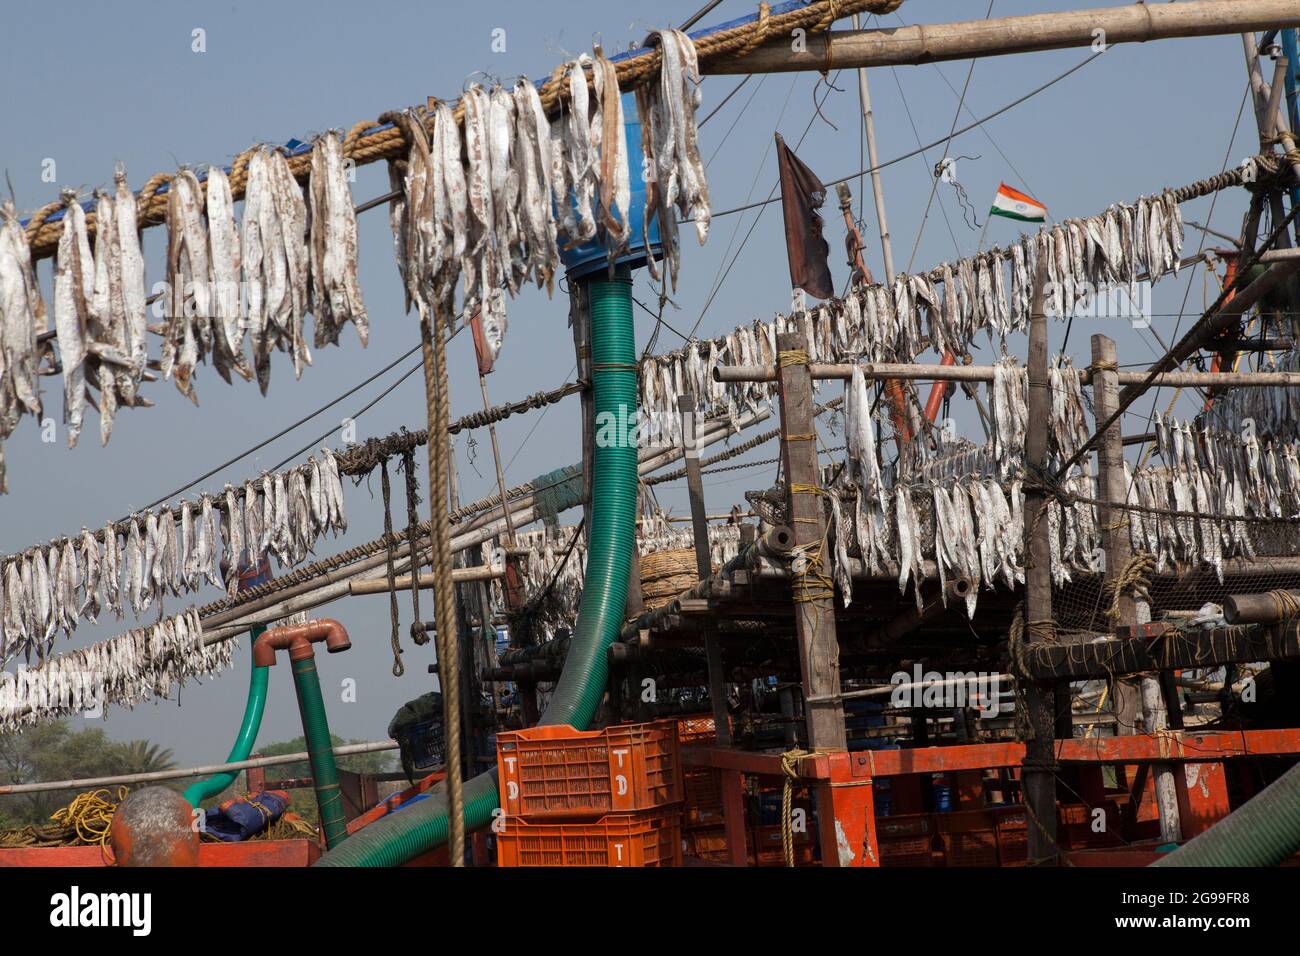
[0,1,1263,767]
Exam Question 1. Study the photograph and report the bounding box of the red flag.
[469,311,494,376]
[775,132,834,300]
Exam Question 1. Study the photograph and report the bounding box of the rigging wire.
[904,0,995,275]
[699,74,756,131]
[688,73,804,342]
[687,71,841,342]
[136,343,423,511]
[266,360,425,474]
[698,49,1104,223]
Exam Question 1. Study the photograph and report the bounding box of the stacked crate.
[495,720,684,867]
[677,715,730,863]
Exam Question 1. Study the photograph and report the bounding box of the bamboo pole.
[708,0,1300,74]
[0,741,399,797]
[349,566,504,595]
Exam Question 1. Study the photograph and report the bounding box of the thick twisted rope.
[780,748,808,868]
[420,297,466,866]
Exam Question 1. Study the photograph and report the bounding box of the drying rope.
[379,461,405,677]
[401,449,427,647]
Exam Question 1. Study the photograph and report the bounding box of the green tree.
[113,740,177,777]
[0,722,177,826]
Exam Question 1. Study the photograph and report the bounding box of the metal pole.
[480,375,516,546]
[0,741,399,796]
[851,12,894,285]
[1022,258,1060,864]
[679,394,732,746]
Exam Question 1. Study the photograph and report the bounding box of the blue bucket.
[559,92,663,280]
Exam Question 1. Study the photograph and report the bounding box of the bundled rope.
[0,787,129,848]
[780,748,808,868]
[1102,551,1156,623]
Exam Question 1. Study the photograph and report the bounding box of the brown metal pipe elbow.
[252,619,352,667]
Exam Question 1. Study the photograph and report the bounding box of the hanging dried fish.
[53,190,94,447]
[204,164,249,386]
[513,78,559,293]
[267,149,312,378]
[161,170,208,403]
[591,48,631,260]
[309,131,368,348]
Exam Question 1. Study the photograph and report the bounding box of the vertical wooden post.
[679,395,732,746]
[1022,261,1060,864]
[775,331,845,749]
[1091,333,1183,843]
[721,770,750,866]
[501,552,539,726]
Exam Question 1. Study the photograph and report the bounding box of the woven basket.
[640,547,708,610]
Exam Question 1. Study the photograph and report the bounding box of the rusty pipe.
[253,618,352,667]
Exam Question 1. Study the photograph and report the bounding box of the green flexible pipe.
[1151,759,1300,867]
[183,624,269,809]
[315,266,638,866]
[292,653,351,849]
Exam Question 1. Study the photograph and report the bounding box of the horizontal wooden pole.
[707,0,1300,74]
[714,363,1300,387]
[348,565,504,595]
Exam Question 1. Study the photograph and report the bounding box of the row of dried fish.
[481,526,587,643]
[636,513,742,571]
[0,137,369,491]
[0,449,346,661]
[1202,348,1300,443]
[640,192,1184,430]
[1129,411,1300,581]
[0,608,233,733]
[391,31,709,367]
[986,355,1093,478]
[162,136,367,403]
[825,472,1105,619]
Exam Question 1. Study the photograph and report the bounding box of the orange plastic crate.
[751,824,816,867]
[683,766,724,827]
[992,806,1028,865]
[878,813,938,867]
[676,714,717,746]
[497,810,682,867]
[496,720,682,817]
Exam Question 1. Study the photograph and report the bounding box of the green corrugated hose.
[183,624,269,809]
[292,654,350,849]
[315,266,638,866]
[1152,759,1300,867]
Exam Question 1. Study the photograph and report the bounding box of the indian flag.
[989,183,1047,223]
